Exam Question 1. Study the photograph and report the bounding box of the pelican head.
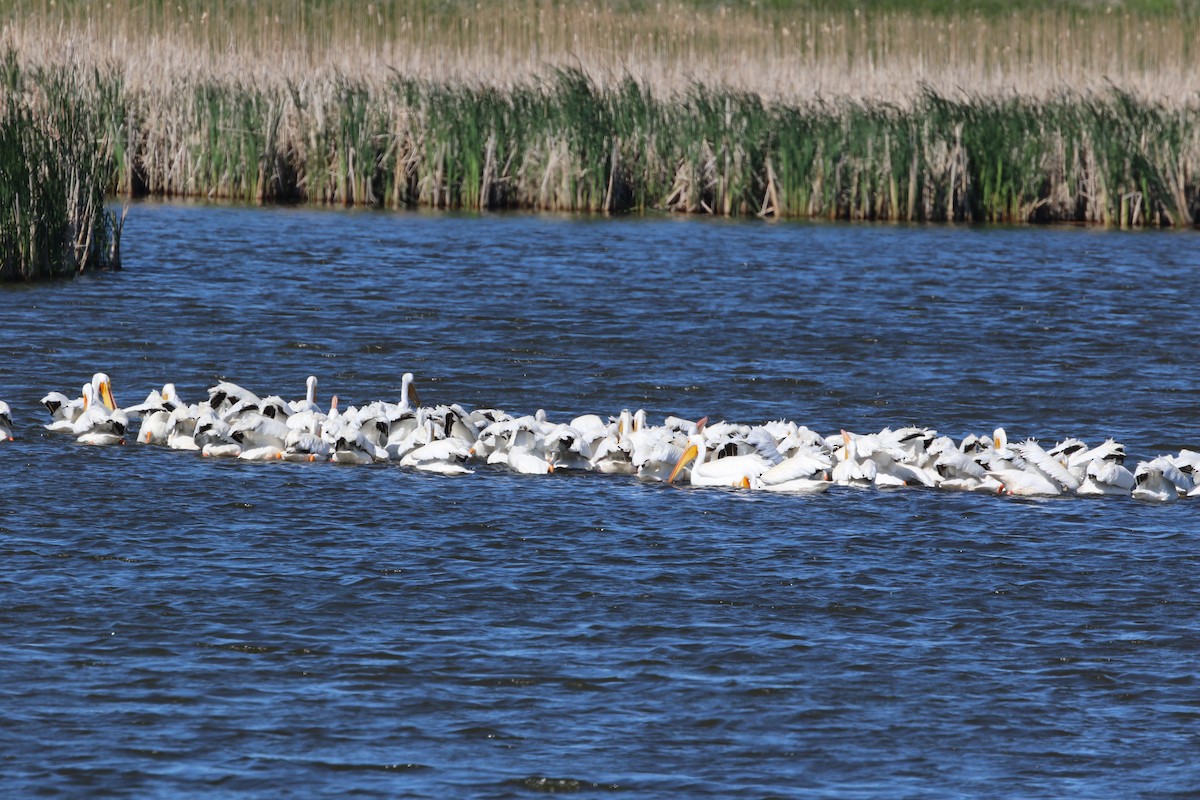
[92,373,116,411]
[400,372,420,410]
[668,434,705,484]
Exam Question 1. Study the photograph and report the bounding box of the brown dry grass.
[5,1,1197,105]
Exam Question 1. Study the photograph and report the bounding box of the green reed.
[0,57,122,281]
[5,54,1198,228]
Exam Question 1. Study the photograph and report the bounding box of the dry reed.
[3,1,1199,227]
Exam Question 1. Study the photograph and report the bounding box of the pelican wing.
[759,447,832,485]
[1086,460,1136,491]
[1016,439,1081,490]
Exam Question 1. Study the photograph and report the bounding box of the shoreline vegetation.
[1,56,123,281]
[3,2,1200,280]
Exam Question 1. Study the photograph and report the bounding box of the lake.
[2,203,1198,797]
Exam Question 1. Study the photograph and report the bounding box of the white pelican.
[984,441,1070,496]
[746,428,833,493]
[1067,439,1134,496]
[127,384,182,444]
[0,401,13,441]
[398,372,421,412]
[668,433,771,489]
[400,420,474,474]
[541,422,594,470]
[71,386,129,446]
[230,410,290,460]
[207,381,261,417]
[165,404,202,450]
[631,425,692,482]
[280,427,333,462]
[472,412,556,474]
[195,409,242,458]
[325,405,388,464]
[43,373,116,433]
[1174,451,1200,497]
[926,436,1000,492]
[589,411,635,474]
[829,431,883,487]
[1077,459,1136,497]
[41,389,85,432]
[502,442,555,474]
[1132,456,1193,502]
[1014,439,1081,492]
[288,376,321,415]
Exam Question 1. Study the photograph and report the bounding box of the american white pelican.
[43,374,116,433]
[1013,439,1081,492]
[1132,456,1193,502]
[668,433,771,489]
[195,410,242,458]
[589,411,636,474]
[398,372,421,412]
[230,410,290,460]
[71,389,129,446]
[1065,439,1134,496]
[0,401,13,441]
[831,431,921,488]
[207,381,261,417]
[503,442,555,474]
[541,422,594,470]
[288,376,321,415]
[1174,451,1200,497]
[165,404,203,450]
[90,373,118,413]
[471,412,557,473]
[280,425,333,462]
[325,407,388,464]
[1077,459,1136,496]
[926,436,999,492]
[631,422,693,482]
[127,384,183,444]
[400,420,474,475]
[979,437,1068,497]
[747,428,833,493]
[41,389,84,432]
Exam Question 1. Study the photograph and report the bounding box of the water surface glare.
[3,203,1199,798]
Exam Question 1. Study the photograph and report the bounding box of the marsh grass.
[3,2,1199,227]
[0,57,122,281]
[8,60,1193,226]
[8,1,1200,104]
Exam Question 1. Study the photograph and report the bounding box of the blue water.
[2,203,1199,797]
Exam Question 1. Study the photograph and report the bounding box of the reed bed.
[3,2,1199,226]
[5,58,1195,227]
[0,56,122,281]
[7,1,1200,105]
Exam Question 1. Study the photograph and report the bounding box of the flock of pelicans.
[2,372,1199,503]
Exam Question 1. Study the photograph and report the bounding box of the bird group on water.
[3,371,1199,503]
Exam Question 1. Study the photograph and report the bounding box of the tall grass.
[0,57,123,281]
[6,58,1195,227]
[7,1,1200,105]
[3,2,1199,227]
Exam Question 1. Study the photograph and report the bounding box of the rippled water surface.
[3,204,1200,798]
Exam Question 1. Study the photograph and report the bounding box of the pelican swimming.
[127,384,181,444]
[746,427,833,493]
[195,409,242,458]
[1132,456,1193,502]
[668,432,772,489]
[400,419,474,474]
[280,425,333,462]
[71,383,128,446]
[0,401,13,441]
